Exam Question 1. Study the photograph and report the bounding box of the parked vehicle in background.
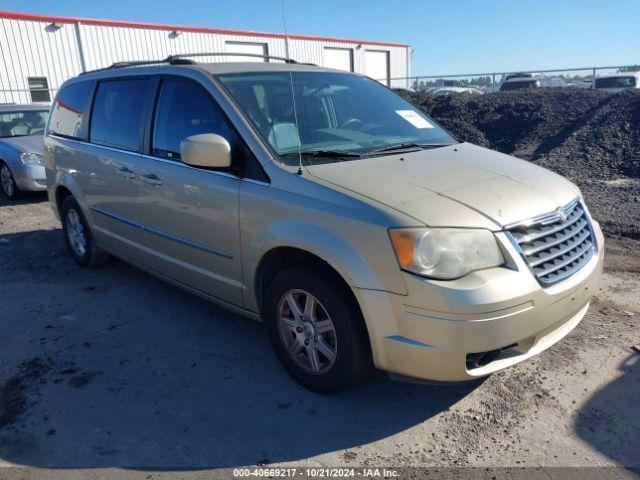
[570,80,593,89]
[499,73,567,91]
[481,83,501,94]
[435,79,463,88]
[539,76,568,88]
[431,86,483,96]
[45,57,604,393]
[593,72,640,93]
[0,104,49,199]
[500,74,539,91]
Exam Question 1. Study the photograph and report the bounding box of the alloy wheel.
[277,289,337,375]
[66,208,87,257]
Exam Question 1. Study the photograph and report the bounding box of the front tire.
[0,162,20,199]
[264,267,371,393]
[61,196,110,268]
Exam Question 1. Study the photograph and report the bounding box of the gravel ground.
[0,192,638,476]
[398,89,640,240]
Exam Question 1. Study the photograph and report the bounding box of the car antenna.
[280,0,304,175]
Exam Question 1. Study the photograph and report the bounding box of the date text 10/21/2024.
[232,468,400,478]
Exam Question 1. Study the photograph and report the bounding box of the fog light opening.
[466,343,518,370]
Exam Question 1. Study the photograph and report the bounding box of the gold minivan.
[45,56,604,393]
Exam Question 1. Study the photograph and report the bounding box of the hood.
[0,135,44,154]
[305,142,579,229]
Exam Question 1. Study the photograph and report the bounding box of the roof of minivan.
[76,61,359,80]
[197,62,353,75]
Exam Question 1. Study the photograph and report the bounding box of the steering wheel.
[340,118,363,130]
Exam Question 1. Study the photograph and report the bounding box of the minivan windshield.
[217,71,455,165]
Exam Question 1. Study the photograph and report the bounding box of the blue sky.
[2,0,639,75]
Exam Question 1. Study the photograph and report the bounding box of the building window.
[225,41,268,62]
[27,77,51,103]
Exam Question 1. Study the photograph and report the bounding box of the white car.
[431,86,483,96]
[0,104,49,199]
[593,72,640,93]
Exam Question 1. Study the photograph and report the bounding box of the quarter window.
[49,81,93,139]
[152,79,238,162]
[90,79,149,151]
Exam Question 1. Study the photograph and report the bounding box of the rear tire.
[61,196,110,268]
[264,267,371,393]
[0,162,20,200]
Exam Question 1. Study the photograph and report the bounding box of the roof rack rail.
[80,52,316,75]
[80,58,177,75]
[166,52,303,64]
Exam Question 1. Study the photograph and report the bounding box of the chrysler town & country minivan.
[44,57,604,392]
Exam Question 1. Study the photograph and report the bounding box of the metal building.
[0,10,411,104]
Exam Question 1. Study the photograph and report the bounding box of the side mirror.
[180,133,231,169]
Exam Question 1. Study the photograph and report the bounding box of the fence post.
[592,67,596,89]
[492,74,496,92]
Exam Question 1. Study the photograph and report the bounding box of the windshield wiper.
[365,142,451,155]
[280,149,364,159]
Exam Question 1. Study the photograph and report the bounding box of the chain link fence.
[1,65,639,106]
[388,65,640,95]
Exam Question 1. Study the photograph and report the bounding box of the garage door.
[226,41,268,62]
[365,50,390,85]
[323,48,353,72]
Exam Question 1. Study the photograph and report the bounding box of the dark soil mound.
[398,88,640,239]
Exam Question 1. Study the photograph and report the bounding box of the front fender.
[242,219,407,313]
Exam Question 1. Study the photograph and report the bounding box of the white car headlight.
[389,227,504,280]
[20,152,44,166]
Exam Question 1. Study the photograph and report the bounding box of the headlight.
[389,227,504,280]
[20,152,44,166]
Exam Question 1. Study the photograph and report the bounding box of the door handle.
[116,167,135,179]
[140,173,162,186]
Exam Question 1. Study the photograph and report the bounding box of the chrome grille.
[506,199,596,286]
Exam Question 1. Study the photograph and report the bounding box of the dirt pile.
[397,88,640,239]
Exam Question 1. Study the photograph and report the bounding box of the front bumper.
[355,221,605,382]
[12,163,47,191]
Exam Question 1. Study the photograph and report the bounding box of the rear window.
[90,79,149,151]
[49,81,93,139]
[595,76,637,89]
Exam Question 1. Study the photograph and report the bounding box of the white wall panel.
[0,18,83,103]
[0,14,410,104]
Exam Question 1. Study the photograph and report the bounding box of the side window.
[152,79,238,162]
[90,79,149,151]
[49,81,93,139]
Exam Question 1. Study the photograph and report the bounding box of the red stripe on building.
[0,10,410,48]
